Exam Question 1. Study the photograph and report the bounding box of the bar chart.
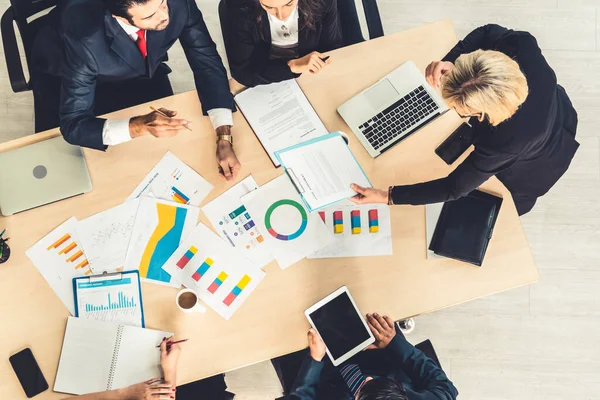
[84,291,136,312]
[76,275,143,327]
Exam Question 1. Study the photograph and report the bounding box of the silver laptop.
[0,136,92,215]
[338,61,449,158]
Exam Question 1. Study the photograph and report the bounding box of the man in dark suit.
[32,0,240,180]
[278,313,458,400]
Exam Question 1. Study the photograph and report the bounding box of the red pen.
[157,339,188,348]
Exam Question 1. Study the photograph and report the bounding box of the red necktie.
[136,29,147,58]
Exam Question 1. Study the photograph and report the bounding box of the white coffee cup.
[176,289,206,313]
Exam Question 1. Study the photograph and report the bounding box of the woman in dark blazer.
[222,0,343,89]
[351,24,579,216]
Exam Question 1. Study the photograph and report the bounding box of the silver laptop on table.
[0,136,92,216]
[338,61,449,158]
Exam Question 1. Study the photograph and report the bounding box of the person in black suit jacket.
[348,25,579,215]
[222,0,342,91]
[278,313,457,400]
[31,0,240,180]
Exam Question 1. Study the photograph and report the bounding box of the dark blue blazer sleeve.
[59,34,107,151]
[289,356,325,400]
[386,335,458,400]
[180,0,234,115]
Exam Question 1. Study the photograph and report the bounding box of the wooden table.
[0,20,537,398]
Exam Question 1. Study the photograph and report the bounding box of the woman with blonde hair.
[350,24,579,215]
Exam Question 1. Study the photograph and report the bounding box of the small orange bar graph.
[76,260,89,269]
[58,242,77,255]
[66,250,83,263]
[47,234,71,250]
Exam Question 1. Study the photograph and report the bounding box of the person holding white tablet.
[285,313,458,400]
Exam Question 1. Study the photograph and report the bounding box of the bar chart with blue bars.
[84,291,136,312]
[76,275,144,327]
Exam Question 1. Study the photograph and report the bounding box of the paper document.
[26,217,93,315]
[125,198,199,287]
[309,202,393,259]
[77,199,140,273]
[202,176,274,269]
[235,79,328,166]
[425,203,444,259]
[74,271,145,327]
[275,132,372,211]
[128,151,213,207]
[241,174,332,269]
[162,223,266,320]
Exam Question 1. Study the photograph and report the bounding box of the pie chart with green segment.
[264,199,308,241]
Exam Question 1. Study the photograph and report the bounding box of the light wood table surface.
[0,20,537,398]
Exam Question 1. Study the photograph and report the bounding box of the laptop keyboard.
[358,86,440,150]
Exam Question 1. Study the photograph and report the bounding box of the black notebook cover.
[429,190,503,267]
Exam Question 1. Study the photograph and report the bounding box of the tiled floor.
[1,1,599,399]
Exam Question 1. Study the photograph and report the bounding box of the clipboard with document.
[73,270,145,327]
[275,132,372,212]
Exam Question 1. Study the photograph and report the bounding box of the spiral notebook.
[54,317,172,395]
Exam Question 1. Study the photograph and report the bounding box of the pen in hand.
[149,106,193,131]
[157,339,188,348]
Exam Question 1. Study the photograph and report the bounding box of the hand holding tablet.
[304,286,375,366]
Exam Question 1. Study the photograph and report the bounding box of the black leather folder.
[429,190,503,267]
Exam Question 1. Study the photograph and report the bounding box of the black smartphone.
[9,348,49,398]
[435,122,475,165]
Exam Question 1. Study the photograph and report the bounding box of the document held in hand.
[275,132,372,212]
[234,79,329,167]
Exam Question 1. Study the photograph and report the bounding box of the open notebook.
[54,317,172,395]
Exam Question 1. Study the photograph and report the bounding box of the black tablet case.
[429,190,503,266]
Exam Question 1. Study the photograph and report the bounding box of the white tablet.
[304,286,375,366]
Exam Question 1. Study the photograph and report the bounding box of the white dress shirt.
[102,19,233,146]
[268,6,299,49]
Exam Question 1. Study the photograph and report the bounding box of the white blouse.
[268,6,299,48]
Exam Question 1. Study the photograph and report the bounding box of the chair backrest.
[336,0,365,46]
[8,0,58,57]
[362,0,384,39]
[415,339,442,368]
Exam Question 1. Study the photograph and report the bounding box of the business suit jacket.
[222,0,343,87]
[285,334,458,400]
[390,24,579,215]
[35,0,233,150]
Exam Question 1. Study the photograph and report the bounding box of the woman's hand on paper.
[160,337,182,388]
[120,378,175,399]
[349,184,389,205]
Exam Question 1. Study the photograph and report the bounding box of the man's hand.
[288,51,331,74]
[216,126,241,181]
[307,328,327,362]
[349,184,389,205]
[129,108,191,139]
[425,61,454,89]
[119,378,174,400]
[160,337,182,386]
[365,313,396,350]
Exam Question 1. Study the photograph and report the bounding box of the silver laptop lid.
[0,136,92,215]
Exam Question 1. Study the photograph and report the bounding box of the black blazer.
[34,0,233,150]
[222,0,343,87]
[391,24,579,211]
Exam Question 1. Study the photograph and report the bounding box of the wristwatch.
[216,134,233,146]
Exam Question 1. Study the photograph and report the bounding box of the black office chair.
[1,0,57,93]
[218,0,384,53]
